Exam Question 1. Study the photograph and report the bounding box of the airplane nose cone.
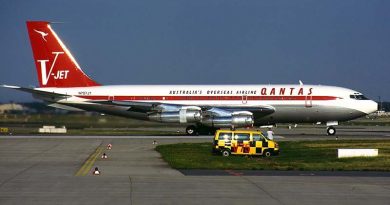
[364,100,378,114]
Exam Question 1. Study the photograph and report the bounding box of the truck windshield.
[253,134,262,141]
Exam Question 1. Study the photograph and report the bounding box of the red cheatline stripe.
[77,95,337,101]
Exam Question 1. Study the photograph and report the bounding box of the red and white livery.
[2,21,378,135]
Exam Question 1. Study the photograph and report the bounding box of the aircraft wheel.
[186,125,197,136]
[327,126,336,135]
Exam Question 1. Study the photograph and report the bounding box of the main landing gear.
[186,125,197,135]
[186,125,217,136]
[327,126,336,135]
[326,121,338,136]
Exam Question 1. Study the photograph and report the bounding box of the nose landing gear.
[327,126,336,135]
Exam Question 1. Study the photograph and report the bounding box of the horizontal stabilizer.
[1,84,70,98]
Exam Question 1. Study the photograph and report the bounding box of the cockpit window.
[350,94,368,100]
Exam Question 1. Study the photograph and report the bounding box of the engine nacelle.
[202,115,254,128]
[148,109,201,123]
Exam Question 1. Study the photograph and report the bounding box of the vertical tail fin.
[26,21,100,87]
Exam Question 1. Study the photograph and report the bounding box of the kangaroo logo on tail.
[34,29,48,42]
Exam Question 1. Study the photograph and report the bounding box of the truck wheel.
[263,150,272,157]
[222,150,231,157]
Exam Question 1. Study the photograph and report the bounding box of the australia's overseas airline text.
[169,87,313,96]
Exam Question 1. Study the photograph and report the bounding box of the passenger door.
[233,133,250,154]
[252,134,263,154]
[242,95,248,104]
[305,95,312,108]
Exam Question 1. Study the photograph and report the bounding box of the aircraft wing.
[85,100,275,119]
[89,100,155,112]
[1,84,275,126]
[201,106,275,118]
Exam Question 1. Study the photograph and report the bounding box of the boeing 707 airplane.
[2,21,378,135]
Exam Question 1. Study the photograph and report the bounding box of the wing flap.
[86,100,155,112]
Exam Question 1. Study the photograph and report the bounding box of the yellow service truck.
[212,130,279,157]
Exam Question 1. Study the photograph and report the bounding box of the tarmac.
[0,126,389,204]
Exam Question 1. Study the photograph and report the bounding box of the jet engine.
[202,115,254,128]
[148,109,202,123]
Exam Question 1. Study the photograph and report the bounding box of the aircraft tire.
[327,126,336,135]
[186,125,197,136]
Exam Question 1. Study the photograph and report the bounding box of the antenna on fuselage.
[299,80,304,86]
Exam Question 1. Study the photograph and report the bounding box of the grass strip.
[156,140,390,171]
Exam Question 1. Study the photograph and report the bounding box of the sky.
[0,0,389,102]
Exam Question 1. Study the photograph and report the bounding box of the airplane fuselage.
[37,84,377,126]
